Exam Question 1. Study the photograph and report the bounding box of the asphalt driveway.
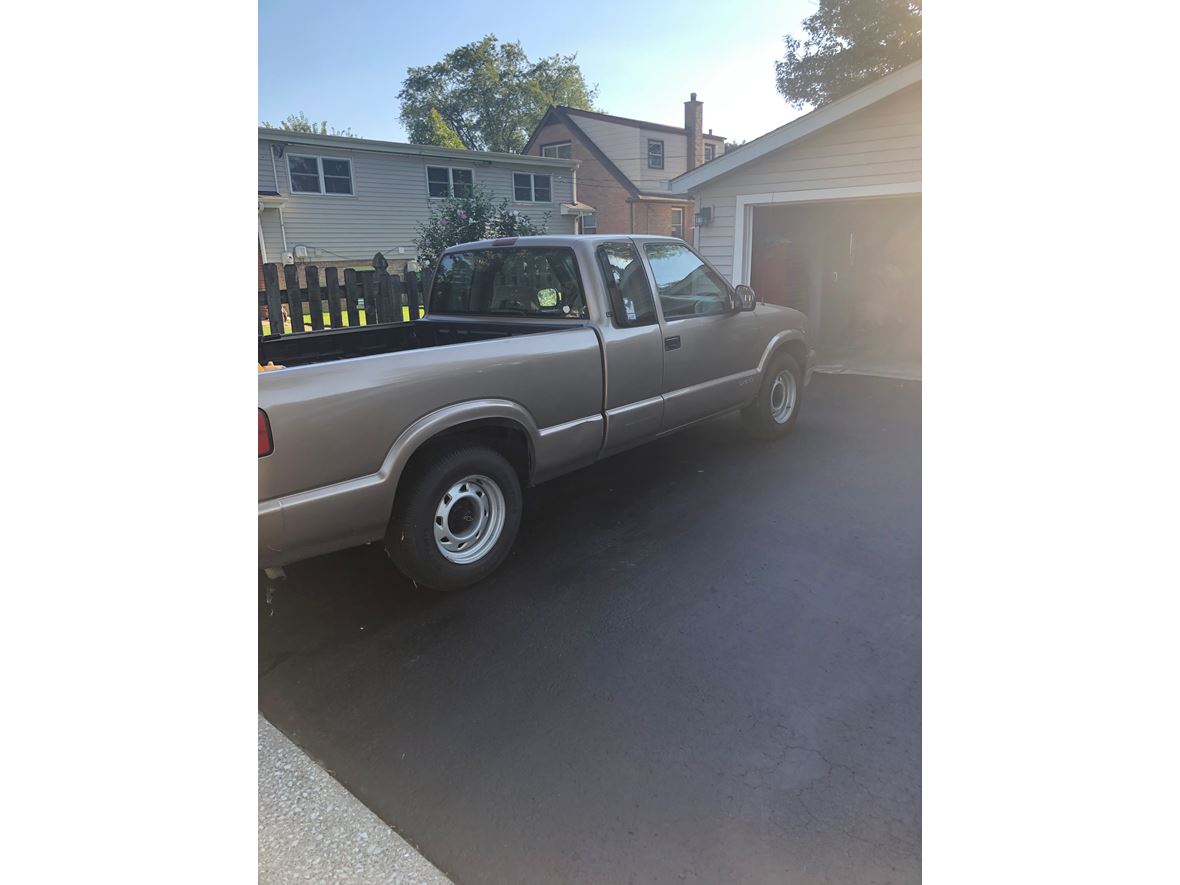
[259,373,921,884]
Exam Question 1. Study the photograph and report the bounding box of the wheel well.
[393,419,532,510]
[779,338,807,372]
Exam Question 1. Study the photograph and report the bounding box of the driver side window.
[642,243,730,319]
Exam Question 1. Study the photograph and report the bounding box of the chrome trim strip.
[606,395,663,418]
[538,414,603,437]
[663,369,758,403]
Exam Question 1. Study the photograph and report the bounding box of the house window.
[288,155,353,195]
[513,172,552,202]
[671,208,684,240]
[541,142,572,159]
[426,166,474,198]
[647,139,664,169]
[704,144,715,162]
[581,212,598,235]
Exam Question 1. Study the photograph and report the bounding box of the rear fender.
[273,400,542,564]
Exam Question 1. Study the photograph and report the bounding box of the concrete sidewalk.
[259,715,451,884]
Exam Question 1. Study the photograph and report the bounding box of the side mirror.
[735,284,757,312]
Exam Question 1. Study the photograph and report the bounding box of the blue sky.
[259,0,812,146]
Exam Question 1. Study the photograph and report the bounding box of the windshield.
[429,247,589,319]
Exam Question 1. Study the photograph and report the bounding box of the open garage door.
[750,197,921,378]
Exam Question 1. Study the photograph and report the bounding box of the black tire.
[385,444,523,591]
[742,352,804,440]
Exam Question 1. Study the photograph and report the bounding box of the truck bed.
[259,317,584,368]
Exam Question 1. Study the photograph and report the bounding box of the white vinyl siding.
[690,83,921,281]
[259,208,284,262]
[637,127,688,190]
[573,116,641,183]
[259,138,575,262]
[258,141,278,191]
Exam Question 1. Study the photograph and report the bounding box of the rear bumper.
[259,475,394,570]
[258,499,285,569]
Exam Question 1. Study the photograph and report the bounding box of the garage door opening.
[750,196,921,378]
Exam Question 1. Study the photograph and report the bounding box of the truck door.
[639,241,761,430]
[595,242,666,456]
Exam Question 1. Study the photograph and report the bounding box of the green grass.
[260,306,421,336]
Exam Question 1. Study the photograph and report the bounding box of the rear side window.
[430,247,589,319]
[596,242,657,327]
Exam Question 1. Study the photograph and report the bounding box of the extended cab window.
[430,247,588,319]
[597,242,656,327]
[643,242,731,319]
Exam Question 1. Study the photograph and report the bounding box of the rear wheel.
[742,352,803,440]
[385,444,523,591]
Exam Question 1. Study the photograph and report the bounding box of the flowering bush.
[415,185,549,269]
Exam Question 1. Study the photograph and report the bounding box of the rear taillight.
[258,409,273,457]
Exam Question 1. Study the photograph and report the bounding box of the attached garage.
[672,62,921,378]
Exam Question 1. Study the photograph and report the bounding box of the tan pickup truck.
[259,235,813,589]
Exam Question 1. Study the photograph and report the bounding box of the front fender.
[756,329,810,374]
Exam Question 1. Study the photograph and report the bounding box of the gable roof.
[669,61,921,193]
[522,106,726,154]
[561,107,726,141]
[524,107,641,197]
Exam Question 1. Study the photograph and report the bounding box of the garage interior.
[749,196,921,378]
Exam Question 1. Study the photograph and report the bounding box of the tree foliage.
[775,0,921,109]
[415,185,548,268]
[262,111,358,137]
[399,35,597,153]
[423,108,466,149]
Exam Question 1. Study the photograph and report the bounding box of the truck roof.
[443,234,688,252]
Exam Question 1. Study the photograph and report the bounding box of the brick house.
[522,96,726,241]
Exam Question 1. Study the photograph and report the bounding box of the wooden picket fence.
[258,252,425,337]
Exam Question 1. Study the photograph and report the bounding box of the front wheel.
[742,352,803,440]
[385,444,523,591]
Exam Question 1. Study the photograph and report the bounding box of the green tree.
[415,185,548,268]
[261,111,358,137]
[775,0,921,109]
[423,108,466,149]
[399,35,597,153]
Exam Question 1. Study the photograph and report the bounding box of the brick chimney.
[684,92,704,171]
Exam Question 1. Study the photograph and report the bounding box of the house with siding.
[670,63,921,377]
[522,96,727,240]
[257,128,582,281]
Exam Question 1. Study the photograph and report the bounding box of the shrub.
[415,185,549,269]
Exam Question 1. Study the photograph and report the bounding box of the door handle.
[664,335,681,351]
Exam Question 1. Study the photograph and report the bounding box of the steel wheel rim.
[769,370,797,424]
[433,474,506,564]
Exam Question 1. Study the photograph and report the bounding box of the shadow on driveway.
[260,374,921,885]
